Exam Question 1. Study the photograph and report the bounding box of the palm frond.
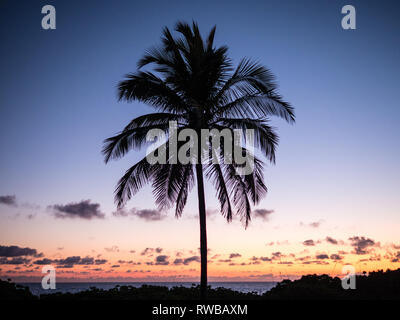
[216,94,294,123]
[102,123,170,163]
[114,156,155,208]
[175,165,194,217]
[205,159,234,222]
[118,71,188,113]
[215,118,279,163]
[212,58,295,123]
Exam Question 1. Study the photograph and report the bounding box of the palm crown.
[103,21,294,226]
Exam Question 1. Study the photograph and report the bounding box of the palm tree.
[102,21,294,299]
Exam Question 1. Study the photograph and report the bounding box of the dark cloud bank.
[0,195,17,206]
[48,200,105,219]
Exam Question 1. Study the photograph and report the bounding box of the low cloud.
[141,248,153,256]
[140,247,163,256]
[250,252,283,264]
[0,195,17,207]
[309,221,321,228]
[390,252,400,263]
[278,261,293,265]
[0,245,39,257]
[155,255,169,265]
[252,256,272,263]
[33,256,107,267]
[0,257,31,265]
[349,236,376,255]
[133,209,165,221]
[302,260,330,265]
[104,246,119,253]
[94,259,107,265]
[303,240,315,246]
[252,209,274,221]
[300,220,323,228]
[330,254,343,260]
[229,253,241,259]
[49,200,105,219]
[33,258,53,265]
[325,236,338,245]
[173,256,200,265]
[113,207,166,221]
[266,240,290,246]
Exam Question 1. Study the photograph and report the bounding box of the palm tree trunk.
[195,163,207,299]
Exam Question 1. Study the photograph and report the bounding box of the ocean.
[21,282,277,296]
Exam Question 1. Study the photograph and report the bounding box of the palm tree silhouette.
[103,21,294,299]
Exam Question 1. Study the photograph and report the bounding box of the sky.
[0,0,399,282]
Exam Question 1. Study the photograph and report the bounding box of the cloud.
[251,252,283,264]
[49,200,105,219]
[271,252,282,259]
[0,195,17,207]
[94,259,107,265]
[113,207,166,221]
[155,255,169,265]
[58,256,81,265]
[302,240,315,246]
[300,220,323,228]
[266,240,290,246]
[218,259,232,263]
[173,256,200,265]
[79,257,96,265]
[33,256,108,266]
[316,254,329,260]
[133,209,165,221]
[104,246,119,253]
[278,261,293,265]
[33,258,53,265]
[325,236,338,245]
[296,256,311,262]
[330,254,343,260]
[229,253,241,259]
[302,260,330,265]
[118,260,134,264]
[390,252,400,263]
[309,221,321,228]
[0,257,31,265]
[0,245,39,257]
[112,208,130,217]
[183,256,200,264]
[173,258,183,265]
[259,256,272,262]
[252,209,274,221]
[349,236,376,255]
[141,248,153,256]
[140,247,162,256]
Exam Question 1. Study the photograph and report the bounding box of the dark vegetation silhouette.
[2,269,400,300]
[0,278,36,300]
[102,21,294,299]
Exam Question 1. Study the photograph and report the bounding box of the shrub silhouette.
[0,279,36,300]
[2,268,400,300]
